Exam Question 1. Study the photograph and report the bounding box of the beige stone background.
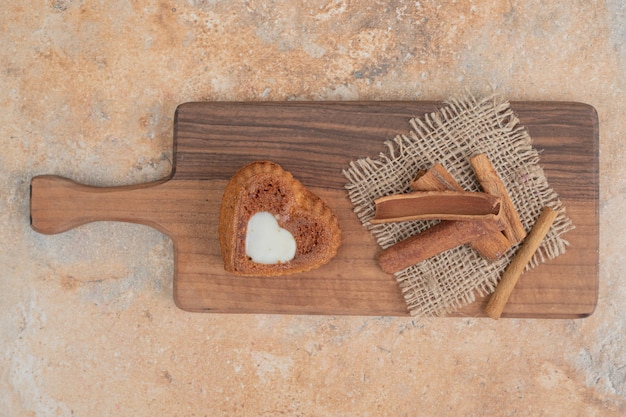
[1,0,624,415]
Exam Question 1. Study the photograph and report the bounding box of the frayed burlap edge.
[343,93,574,317]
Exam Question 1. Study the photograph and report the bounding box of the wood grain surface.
[30,101,599,318]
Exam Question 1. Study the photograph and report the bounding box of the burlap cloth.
[343,94,574,317]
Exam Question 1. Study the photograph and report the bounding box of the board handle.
[30,175,172,235]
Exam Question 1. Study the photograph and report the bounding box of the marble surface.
[1,1,625,415]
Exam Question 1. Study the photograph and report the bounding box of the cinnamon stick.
[484,206,558,319]
[470,154,527,245]
[377,218,506,274]
[411,163,512,261]
[411,164,464,192]
[371,190,502,224]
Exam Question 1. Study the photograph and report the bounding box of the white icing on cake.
[245,211,296,264]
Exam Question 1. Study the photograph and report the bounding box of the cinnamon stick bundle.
[411,163,512,261]
[374,157,527,273]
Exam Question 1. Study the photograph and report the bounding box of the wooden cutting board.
[30,101,599,318]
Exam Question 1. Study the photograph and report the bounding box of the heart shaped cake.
[218,161,342,276]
